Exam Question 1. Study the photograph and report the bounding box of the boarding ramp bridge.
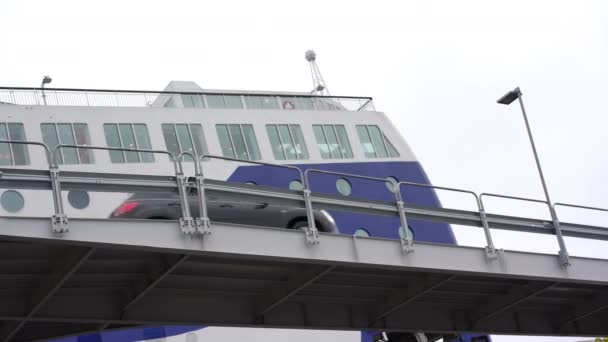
[1,141,608,342]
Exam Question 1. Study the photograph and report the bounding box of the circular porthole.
[68,190,90,209]
[1,190,24,213]
[289,180,303,191]
[354,228,370,237]
[336,178,352,196]
[385,176,399,193]
[398,225,414,239]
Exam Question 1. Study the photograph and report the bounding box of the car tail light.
[112,201,139,217]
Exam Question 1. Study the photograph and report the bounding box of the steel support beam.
[2,217,608,285]
[0,291,607,336]
[98,254,189,331]
[0,247,95,342]
[256,265,335,322]
[469,281,558,329]
[559,291,608,332]
[370,275,457,326]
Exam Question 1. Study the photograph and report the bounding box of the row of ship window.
[169,94,344,111]
[0,122,399,165]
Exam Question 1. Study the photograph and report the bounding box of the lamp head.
[42,76,52,85]
[497,87,522,105]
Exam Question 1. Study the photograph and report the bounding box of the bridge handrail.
[51,144,183,174]
[303,168,415,251]
[0,139,52,165]
[49,144,193,233]
[554,202,608,214]
[479,192,554,220]
[399,182,497,259]
[553,202,608,230]
[0,140,63,219]
[196,155,318,242]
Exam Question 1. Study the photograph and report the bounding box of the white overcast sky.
[2,1,608,341]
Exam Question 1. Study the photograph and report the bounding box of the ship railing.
[0,86,375,111]
[1,139,608,267]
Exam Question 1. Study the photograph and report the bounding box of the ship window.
[266,124,309,160]
[354,228,370,237]
[206,95,243,109]
[1,190,24,213]
[313,98,342,111]
[216,124,261,161]
[0,123,29,166]
[181,94,205,108]
[336,178,352,196]
[289,180,303,191]
[244,96,280,110]
[312,124,353,159]
[41,123,93,165]
[103,123,154,163]
[356,125,400,158]
[68,190,90,209]
[280,97,314,110]
[162,124,207,162]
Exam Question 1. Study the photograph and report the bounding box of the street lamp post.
[41,76,52,106]
[497,87,570,266]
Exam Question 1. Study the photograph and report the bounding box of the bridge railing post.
[392,183,414,253]
[301,170,319,245]
[178,151,210,235]
[197,155,312,243]
[553,202,608,266]
[50,144,190,233]
[474,195,498,260]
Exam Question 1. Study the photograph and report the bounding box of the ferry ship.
[0,53,490,342]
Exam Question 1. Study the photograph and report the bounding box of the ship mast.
[305,50,330,96]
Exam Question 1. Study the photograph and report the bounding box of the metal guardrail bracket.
[51,214,68,233]
[195,217,211,235]
[396,196,414,254]
[558,250,571,267]
[550,211,570,267]
[401,237,414,253]
[485,246,498,260]
[179,217,196,234]
[301,187,320,246]
[305,226,320,245]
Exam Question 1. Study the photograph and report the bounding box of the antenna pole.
[305,50,330,96]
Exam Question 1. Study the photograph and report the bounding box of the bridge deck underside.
[0,217,607,342]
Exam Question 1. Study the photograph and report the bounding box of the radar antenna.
[305,50,330,96]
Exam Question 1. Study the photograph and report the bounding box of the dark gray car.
[110,191,338,233]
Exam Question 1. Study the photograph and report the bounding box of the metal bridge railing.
[51,144,186,233]
[0,87,375,112]
[1,139,608,266]
[399,182,499,260]
[304,168,415,252]
[480,193,570,265]
[193,154,317,243]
